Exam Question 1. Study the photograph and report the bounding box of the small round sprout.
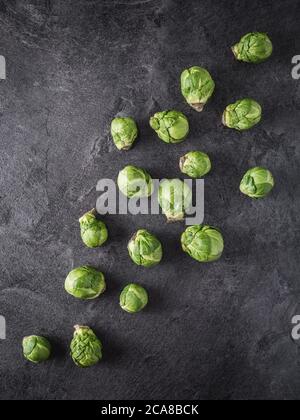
[65,266,106,300]
[181,66,215,112]
[79,209,108,248]
[240,167,275,199]
[158,179,192,222]
[128,229,163,268]
[181,225,224,263]
[70,325,102,368]
[117,165,153,198]
[22,335,51,363]
[120,283,148,313]
[232,32,273,63]
[111,117,138,151]
[179,151,211,178]
[222,98,262,131]
[149,110,189,144]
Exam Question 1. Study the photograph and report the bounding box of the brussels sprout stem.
[222,112,227,126]
[231,45,238,59]
[166,213,184,223]
[78,208,97,223]
[179,156,186,171]
[130,232,138,242]
[74,325,88,332]
[190,103,204,112]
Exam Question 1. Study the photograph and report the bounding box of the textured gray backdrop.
[0,0,299,401]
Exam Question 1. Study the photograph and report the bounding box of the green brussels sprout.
[222,98,262,131]
[181,66,215,112]
[22,335,51,363]
[232,32,273,63]
[149,110,189,144]
[181,225,224,263]
[111,117,138,151]
[65,266,106,300]
[70,325,102,368]
[240,167,274,199]
[179,151,212,178]
[79,209,108,248]
[120,283,148,313]
[158,179,192,222]
[128,229,163,268]
[117,165,153,198]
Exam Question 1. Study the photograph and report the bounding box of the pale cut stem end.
[179,156,186,172]
[190,103,205,112]
[222,112,227,127]
[120,145,132,151]
[74,325,89,332]
[130,231,138,243]
[231,45,238,59]
[79,208,97,223]
[166,214,184,223]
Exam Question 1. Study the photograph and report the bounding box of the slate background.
[0,0,299,401]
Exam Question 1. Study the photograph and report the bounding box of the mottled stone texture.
[0,0,299,401]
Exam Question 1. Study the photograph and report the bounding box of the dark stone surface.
[0,0,299,400]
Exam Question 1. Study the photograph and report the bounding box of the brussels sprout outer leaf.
[223,98,262,131]
[65,266,106,300]
[149,110,189,144]
[158,179,192,222]
[181,225,224,263]
[120,284,148,313]
[111,117,138,150]
[240,167,274,198]
[117,165,153,198]
[179,151,212,178]
[232,32,273,63]
[181,66,215,112]
[70,325,102,368]
[79,209,108,248]
[23,335,51,363]
[128,229,163,267]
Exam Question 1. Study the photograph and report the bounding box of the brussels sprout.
[149,110,189,144]
[79,209,108,248]
[111,117,138,151]
[181,225,224,263]
[120,283,148,313]
[70,325,102,368]
[158,179,192,222]
[240,167,274,199]
[232,32,273,63]
[128,229,163,268]
[179,151,211,178]
[181,66,215,112]
[65,266,106,300]
[22,335,51,363]
[117,165,153,198]
[222,98,262,131]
